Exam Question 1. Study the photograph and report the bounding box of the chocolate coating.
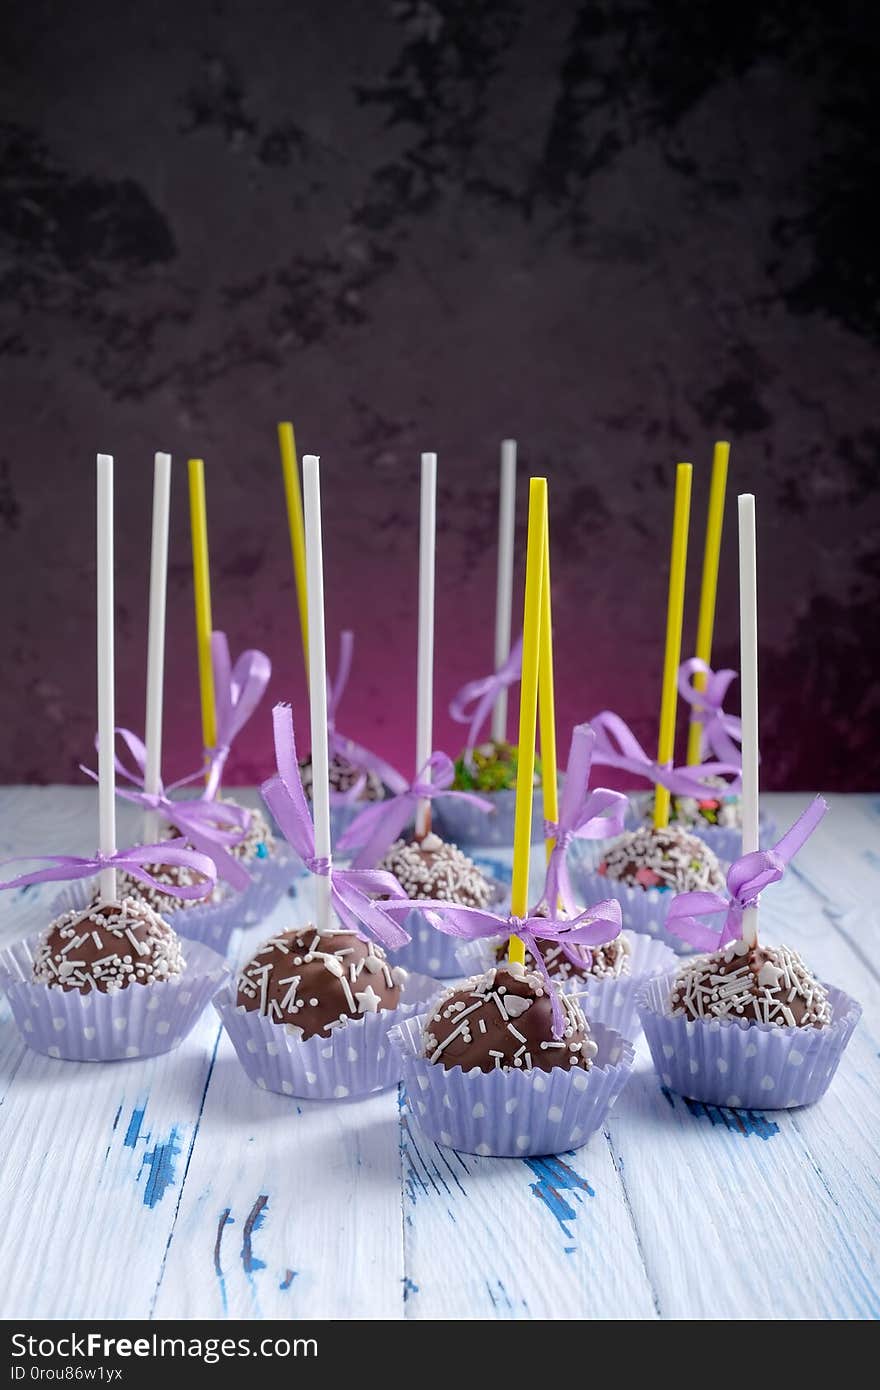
[33,898,185,994]
[380,831,493,907]
[670,939,831,1028]
[423,964,598,1073]
[599,824,725,893]
[236,927,406,1039]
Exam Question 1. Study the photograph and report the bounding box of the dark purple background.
[1,2,878,789]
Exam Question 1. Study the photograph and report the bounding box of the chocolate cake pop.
[670,939,831,1028]
[33,898,185,994]
[380,831,493,908]
[300,752,385,805]
[424,963,597,1073]
[236,927,406,1039]
[598,824,725,894]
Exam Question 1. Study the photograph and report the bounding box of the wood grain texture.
[0,789,877,1320]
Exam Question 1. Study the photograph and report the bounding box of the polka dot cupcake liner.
[0,934,229,1062]
[390,907,471,979]
[52,846,302,955]
[215,970,441,1100]
[432,786,545,849]
[389,886,510,979]
[637,971,862,1110]
[564,862,696,955]
[390,1010,634,1157]
[456,931,678,1042]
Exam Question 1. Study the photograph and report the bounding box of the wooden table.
[0,789,877,1321]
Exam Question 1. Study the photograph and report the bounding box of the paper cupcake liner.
[565,862,694,954]
[389,880,509,979]
[455,931,677,1042]
[215,970,441,1100]
[390,1010,634,1156]
[0,935,229,1062]
[390,907,470,978]
[432,786,544,848]
[637,971,862,1110]
[626,794,777,864]
[52,847,300,953]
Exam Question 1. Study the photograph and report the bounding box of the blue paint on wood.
[661,1086,779,1138]
[525,1157,594,1241]
[140,1128,181,1207]
[279,1269,297,1291]
[124,1106,147,1149]
[214,1208,234,1316]
[402,1277,419,1301]
[242,1194,268,1275]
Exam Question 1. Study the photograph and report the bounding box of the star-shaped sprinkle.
[355,984,382,1013]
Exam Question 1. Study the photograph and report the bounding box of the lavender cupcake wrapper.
[566,863,696,955]
[637,971,862,1110]
[0,935,229,1062]
[215,971,441,1100]
[388,881,510,980]
[456,932,677,1042]
[432,787,544,848]
[390,1011,634,1157]
[51,847,300,953]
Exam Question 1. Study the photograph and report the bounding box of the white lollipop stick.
[97,454,117,901]
[303,455,332,932]
[738,493,759,948]
[415,453,437,839]
[144,452,171,843]
[491,438,516,745]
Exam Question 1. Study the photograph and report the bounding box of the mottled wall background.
[1,1,878,789]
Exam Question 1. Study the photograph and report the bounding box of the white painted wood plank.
[400,1108,659,1319]
[152,887,406,1320]
[152,1033,404,1320]
[0,1006,222,1319]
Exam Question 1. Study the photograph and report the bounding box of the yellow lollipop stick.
[188,458,217,759]
[508,477,547,966]
[654,463,693,830]
[686,441,730,766]
[278,421,310,679]
[539,502,559,875]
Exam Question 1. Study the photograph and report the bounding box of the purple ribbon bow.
[665,796,828,950]
[82,730,253,891]
[678,658,743,767]
[203,632,272,799]
[541,724,629,916]
[260,704,413,951]
[383,896,622,1037]
[326,631,408,804]
[449,636,524,755]
[337,752,494,868]
[0,842,218,900]
[589,710,741,796]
